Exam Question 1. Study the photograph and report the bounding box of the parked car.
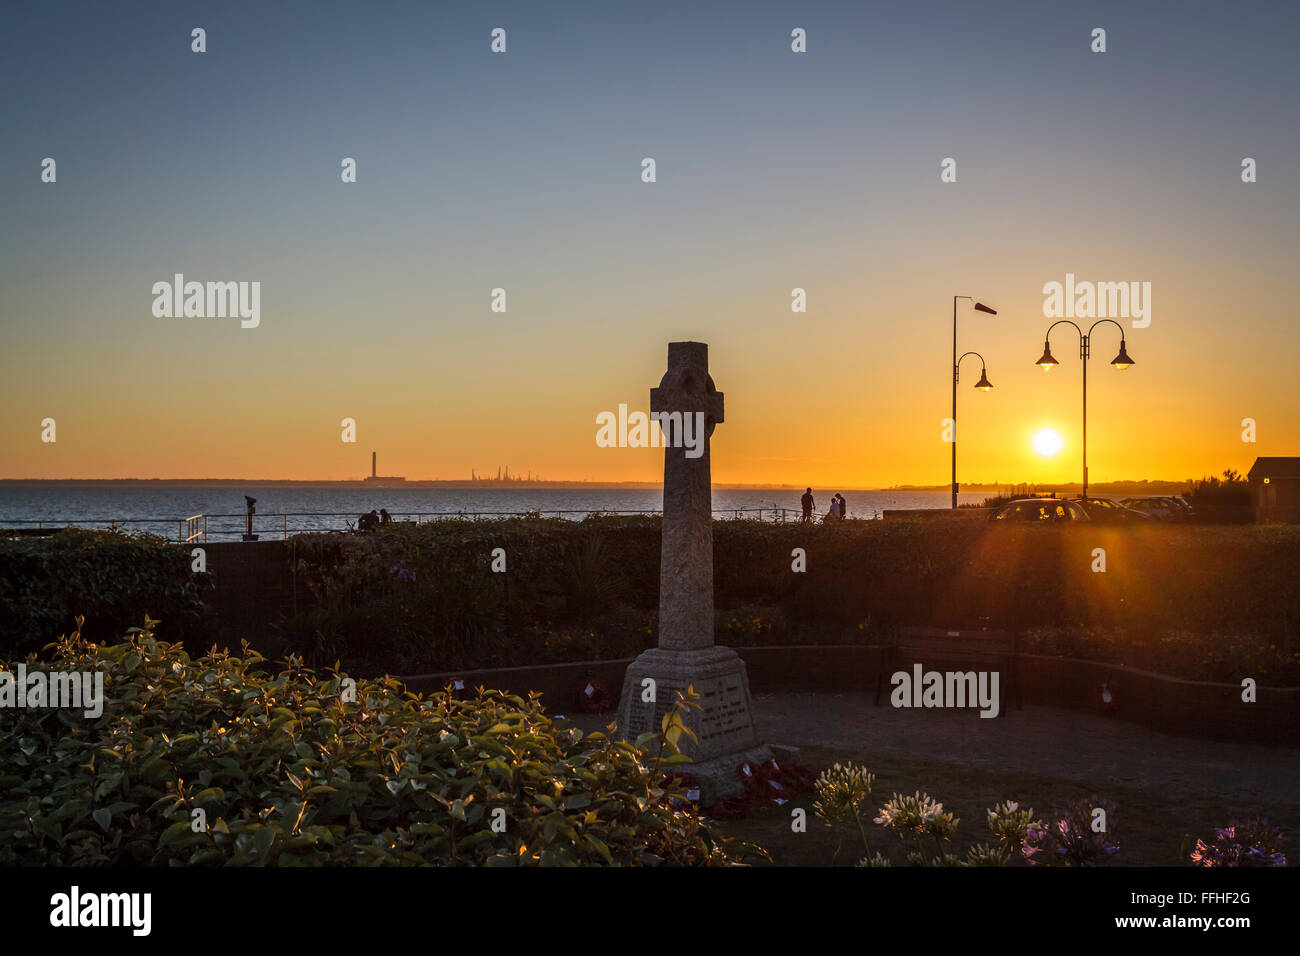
[992,498,1090,521]
[1120,496,1190,521]
[1069,496,1152,523]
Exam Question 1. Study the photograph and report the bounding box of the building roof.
[1248,457,1300,480]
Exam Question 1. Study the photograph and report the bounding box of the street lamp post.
[1034,319,1134,499]
[952,296,998,508]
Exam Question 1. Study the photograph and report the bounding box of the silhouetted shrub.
[1184,470,1253,523]
[0,528,212,655]
[9,519,1297,682]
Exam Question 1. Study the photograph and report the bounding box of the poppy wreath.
[576,678,613,713]
[707,758,818,819]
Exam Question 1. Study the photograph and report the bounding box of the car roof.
[999,498,1085,513]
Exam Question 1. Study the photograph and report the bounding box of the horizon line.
[0,477,1204,490]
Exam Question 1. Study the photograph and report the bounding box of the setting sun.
[1033,428,1064,458]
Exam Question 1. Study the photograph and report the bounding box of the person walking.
[801,488,815,523]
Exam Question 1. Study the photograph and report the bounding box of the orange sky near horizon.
[4,249,1293,489]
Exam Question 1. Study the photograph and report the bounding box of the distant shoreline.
[0,478,1194,494]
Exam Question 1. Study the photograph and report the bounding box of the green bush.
[272,517,1300,682]
[13,518,1295,683]
[1184,470,1253,523]
[0,617,751,866]
[279,516,659,673]
[0,528,212,655]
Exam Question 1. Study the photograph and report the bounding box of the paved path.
[574,692,1300,805]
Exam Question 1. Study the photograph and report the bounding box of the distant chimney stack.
[372,451,377,478]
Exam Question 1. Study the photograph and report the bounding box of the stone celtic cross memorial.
[617,341,772,802]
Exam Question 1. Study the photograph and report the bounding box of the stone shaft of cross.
[650,342,724,652]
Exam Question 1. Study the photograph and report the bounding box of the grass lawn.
[713,746,1299,867]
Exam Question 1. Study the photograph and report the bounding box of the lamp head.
[1036,341,1059,370]
[974,369,993,391]
[974,302,997,315]
[1110,341,1134,370]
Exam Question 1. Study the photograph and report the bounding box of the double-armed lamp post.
[951,296,997,508]
[1035,318,1134,499]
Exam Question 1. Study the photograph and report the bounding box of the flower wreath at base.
[576,678,613,713]
[705,758,817,820]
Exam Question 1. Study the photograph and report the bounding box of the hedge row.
[0,529,213,655]
[279,517,1300,682]
[5,519,1297,683]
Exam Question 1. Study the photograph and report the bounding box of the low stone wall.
[398,645,1299,746]
[402,658,636,714]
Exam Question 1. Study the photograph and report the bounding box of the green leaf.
[585,835,612,863]
[458,830,495,849]
[158,820,193,847]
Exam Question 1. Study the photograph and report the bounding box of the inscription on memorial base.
[617,646,773,802]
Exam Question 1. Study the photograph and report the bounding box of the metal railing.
[182,514,207,543]
[1,506,879,542]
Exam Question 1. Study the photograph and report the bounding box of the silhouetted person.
[379,508,392,524]
[359,509,379,532]
[835,494,846,519]
[801,488,815,523]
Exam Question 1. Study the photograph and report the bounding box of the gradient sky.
[2,0,1298,486]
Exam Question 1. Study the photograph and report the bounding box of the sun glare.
[1033,428,1064,457]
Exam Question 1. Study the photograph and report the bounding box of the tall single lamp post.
[951,296,998,508]
[1035,318,1134,499]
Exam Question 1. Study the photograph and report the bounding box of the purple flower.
[1022,797,1119,867]
[1190,817,1286,867]
[388,564,417,584]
